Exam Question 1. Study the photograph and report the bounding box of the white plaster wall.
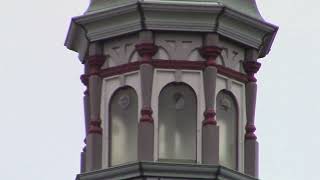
[100,71,141,168]
[216,75,246,172]
[152,69,205,163]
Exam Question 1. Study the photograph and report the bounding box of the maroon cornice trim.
[99,61,141,77]
[152,60,205,70]
[216,64,248,83]
[89,60,248,83]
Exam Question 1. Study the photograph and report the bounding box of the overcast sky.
[0,0,319,180]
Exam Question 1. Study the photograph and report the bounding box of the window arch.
[216,90,238,169]
[109,86,138,166]
[158,82,197,162]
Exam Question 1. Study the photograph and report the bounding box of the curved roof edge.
[65,1,278,62]
[85,0,264,20]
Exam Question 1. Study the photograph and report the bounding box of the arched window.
[158,83,197,162]
[109,87,138,166]
[216,90,238,169]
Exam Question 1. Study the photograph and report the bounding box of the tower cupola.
[65,1,278,180]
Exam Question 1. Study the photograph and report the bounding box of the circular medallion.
[118,95,130,109]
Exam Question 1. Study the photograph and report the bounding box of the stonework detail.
[154,33,203,61]
[103,35,139,68]
[100,32,245,75]
[217,41,245,72]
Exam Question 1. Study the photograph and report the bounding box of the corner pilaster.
[243,49,261,178]
[84,43,106,171]
[136,31,158,161]
[199,33,222,164]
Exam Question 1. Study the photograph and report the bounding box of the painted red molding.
[88,119,103,134]
[243,61,261,82]
[216,64,248,82]
[140,106,154,123]
[96,60,248,83]
[152,60,205,70]
[245,124,257,140]
[199,46,223,66]
[99,61,141,77]
[135,43,158,61]
[86,55,106,76]
[202,109,217,126]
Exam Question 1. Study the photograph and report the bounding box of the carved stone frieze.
[217,40,245,72]
[103,35,139,68]
[154,33,204,61]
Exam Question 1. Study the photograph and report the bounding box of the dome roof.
[85,0,263,20]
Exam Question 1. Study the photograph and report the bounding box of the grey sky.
[0,0,318,180]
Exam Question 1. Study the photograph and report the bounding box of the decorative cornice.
[65,2,278,62]
[76,161,257,180]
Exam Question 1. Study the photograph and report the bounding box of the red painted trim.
[140,106,154,123]
[152,60,205,70]
[243,61,261,82]
[86,55,106,76]
[135,43,158,61]
[245,124,257,140]
[199,46,223,66]
[202,108,217,126]
[88,119,102,135]
[99,61,141,77]
[96,60,249,83]
[216,64,248,82]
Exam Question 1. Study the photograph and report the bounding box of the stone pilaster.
[136,31,158,161]
[243,49,261,178]
[84,43,106,171]
[80,65,90,173]
[199,33,222,164]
